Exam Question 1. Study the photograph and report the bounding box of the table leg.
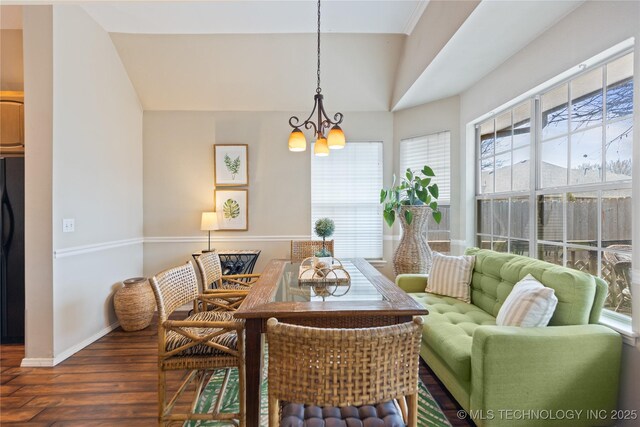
[245,318,262,427]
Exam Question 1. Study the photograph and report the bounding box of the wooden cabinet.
[0,91,24,157]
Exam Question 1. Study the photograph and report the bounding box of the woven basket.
[393,206,433,275]
[114,277,155,331]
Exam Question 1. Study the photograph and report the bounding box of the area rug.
[185,367,451,427]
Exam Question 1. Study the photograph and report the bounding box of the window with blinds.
[399,132,451,251]
[311,141,383,259]
[399,132,451,202]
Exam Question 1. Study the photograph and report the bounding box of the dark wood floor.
[1,319,474,426]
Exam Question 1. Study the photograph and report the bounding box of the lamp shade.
[201,212,219,231]
[327,125,345,149]
[314,135,329,157]
[288,128,307,152]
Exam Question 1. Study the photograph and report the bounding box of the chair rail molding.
[54,237,144,258]
[145,235,311,243]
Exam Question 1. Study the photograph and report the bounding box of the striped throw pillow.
[496,274,558,327]
[426,253,475,303]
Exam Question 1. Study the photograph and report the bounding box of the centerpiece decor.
[298,257,350,285]
[314,217,335,257]
[380,166,441,275]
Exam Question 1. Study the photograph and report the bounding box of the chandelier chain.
[287,0,343,147]
[316,0,321,94]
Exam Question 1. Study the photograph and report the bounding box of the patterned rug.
[185,367,451,427]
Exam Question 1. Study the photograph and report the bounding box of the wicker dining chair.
[196,251,260,311]
[150,262,246,426]
[266,317,424,427]
[290,240,334,262]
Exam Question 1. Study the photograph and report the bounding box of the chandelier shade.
[288,128,307,152]
[327,125,345,149]
[314,135,329,157]
[288,0,344,156]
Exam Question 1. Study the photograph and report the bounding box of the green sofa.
[396,248,622,427]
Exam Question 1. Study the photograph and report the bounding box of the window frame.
[474,47,634,324]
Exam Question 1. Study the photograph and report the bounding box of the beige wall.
[0,29,23,91]
[143,110,394,278]
[456,1,640,418]
[110,33,404,112]
[50,5,143,357]
[22,5,54,360]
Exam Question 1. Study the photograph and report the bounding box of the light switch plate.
[63,218,75,233]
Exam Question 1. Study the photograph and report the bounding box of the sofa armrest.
[470,325,621,426]
[395,274,428,293]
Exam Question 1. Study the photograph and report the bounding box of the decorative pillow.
[496,274,558,327]
[426,253,475,303]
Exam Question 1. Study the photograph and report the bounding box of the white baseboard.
[20,358,56,367]
[21,321,120,367]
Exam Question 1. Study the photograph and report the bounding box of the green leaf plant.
[224,154,241,180]
[380,165,441,227]
[314,218,335,257]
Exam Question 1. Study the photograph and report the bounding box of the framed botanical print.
[214,144,248,186]
[215,189,248,231]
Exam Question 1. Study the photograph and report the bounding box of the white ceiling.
[82,1,428,35]
[393,0,584,110]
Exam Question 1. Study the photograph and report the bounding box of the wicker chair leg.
[213,368,232,415]
[268,396,279,427]
[397,396,408,423]
[408,393,418,427]
[158,369,166,426]
[192,370,209,414]
[238,362,246,426]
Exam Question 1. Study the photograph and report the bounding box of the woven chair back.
[196,251,223,290]
[150,262,199,322]
[290,240,334,262]
[267,317,423,407]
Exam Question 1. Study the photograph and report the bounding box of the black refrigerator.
[0,157,25,343]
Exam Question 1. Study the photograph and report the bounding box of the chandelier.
[288,0,345,156]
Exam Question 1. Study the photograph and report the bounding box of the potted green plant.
[380,166,441,275]
[314,218,335,257]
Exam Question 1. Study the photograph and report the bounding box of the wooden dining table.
[233,258,428,427]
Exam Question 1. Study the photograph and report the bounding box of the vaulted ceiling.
[1,1,586,112]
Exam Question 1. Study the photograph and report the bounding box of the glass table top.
[274,260,386,303]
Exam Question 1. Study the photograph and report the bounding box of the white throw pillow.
[426,253,475,303]
[496,274,558,327]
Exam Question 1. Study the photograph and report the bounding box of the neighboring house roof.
[480,160,631,193]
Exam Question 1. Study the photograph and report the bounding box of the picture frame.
[214,144,249,186]
[215,189,248,231]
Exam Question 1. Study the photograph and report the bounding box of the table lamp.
[201,212,219,253]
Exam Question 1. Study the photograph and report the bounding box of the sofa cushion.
[465,248,597,326]
[496,274,558,327]
[426,253,475,303]
[410,293,495,382]
[280,402,404,427]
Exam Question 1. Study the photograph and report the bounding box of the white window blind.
[311,142,383,259]
[399,131,451,203]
